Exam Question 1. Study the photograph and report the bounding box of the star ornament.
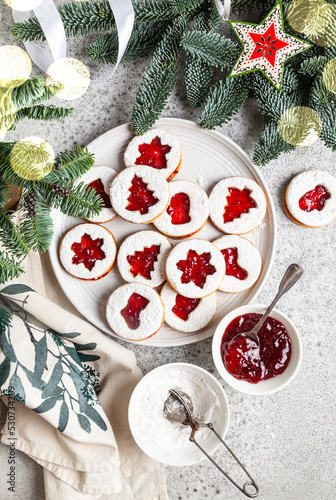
[228,2,311,90]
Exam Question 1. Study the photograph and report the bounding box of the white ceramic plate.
[128,362,230,466]
[49,118,277,346]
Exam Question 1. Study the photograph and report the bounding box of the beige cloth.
[0,251,168,500]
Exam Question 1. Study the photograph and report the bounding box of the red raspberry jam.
[177,249,215,289]
[224,187,256,223]
[126,175,159,215]
[127,245,161,280]
[221,247,247,280]
[221,313,291,384]
[71,233,105,271]
[135,136,172,170]
[120,293,149,330]
[298,185,330,212]
[172,295,201,321]
[167,192,191,225]
[87,178,112,208]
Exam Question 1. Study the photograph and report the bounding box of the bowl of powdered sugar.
[128,362,230,466]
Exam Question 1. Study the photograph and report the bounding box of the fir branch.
[131,16,187,135]
[319,106,336,151]
[231,0,274,13]
[46,147,95,183]
[299,55,328,77]
[171,0,204,15]
[199,76,249,129]
[10,105,74,130]
[134,0,175,23]
[309,75,334,110]
[0,184,9,208]
[58,182,103,219]
[20,199,53,253]
[281,66,299,94]
[253,122,295,165]
[252,73,298,122]
[13,0,115,42]
[0,211,30,259]
[184,12,213,107]
[181,30,239,70]
[11,77,46,111]
[0,252,25,283]
[88,22,167,65]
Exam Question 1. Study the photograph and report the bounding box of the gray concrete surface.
[1,2,336,499]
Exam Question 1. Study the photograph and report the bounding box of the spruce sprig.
[0,253,25,283]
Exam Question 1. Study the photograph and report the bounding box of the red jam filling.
[135,136,172,170]
[71,233,105,271]
[120,293,149,330]
[224,187,256,223]
[221,247,247,280]
[167,192,191,225]
[126,175,159,215]
[177,250,216,289]
[298,185,330,212]
[221,313,291,384]
[127,245,161,280]
[172,295,201,321]
[87,178,112,208]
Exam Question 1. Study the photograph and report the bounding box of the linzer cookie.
[212,235,262,293]
[106,284,165,341]
[77,165,118,223]
[283,170,336,228]
[165,239,225,298]
[117,230,171,287]
[59,223,117,281]
[110,165,170,224]
[160,282,217,332]
[124,128,182,181]
[209,177,266,234]
[153,180,210,239]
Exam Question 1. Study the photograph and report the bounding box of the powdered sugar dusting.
[161,283,217,332]
[105,283,164,340]
[153,180,210,238]
[59,223,116,280]
[117,230,171,287]
[286,170,336,227]
[165,239,225,298]
[124,128,181,180]
[212,235,262,293]
[209,177,266,234]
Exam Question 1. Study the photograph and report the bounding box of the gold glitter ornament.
[278,106,322,147]
[0,87,16,140]
[0,45,32,88]
[10,137,55,181]
[286,0,336,48]
[46,58,90,101]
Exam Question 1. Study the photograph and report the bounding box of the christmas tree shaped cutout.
[126,175,159,215]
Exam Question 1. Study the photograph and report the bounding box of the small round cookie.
[165,239,225,298]
[117,230,171,287]
[124,128,182,181]
[110,165,170,224]
[209,177,266,234]
[160,283,217,332]
[76,165,118,223]
[284,170,336,228]
[60,223,117,281]
[153,180,210,239]
[106,284,165,341]
[212,235,262,293]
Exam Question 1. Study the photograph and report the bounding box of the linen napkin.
[0,250,168,500]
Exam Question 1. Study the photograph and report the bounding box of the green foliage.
[182,30,239,70]
[131,17,187,134]
[10,105,74,130]
[0,253,25,283]
[200,76,249,128]
[253,122,295,165]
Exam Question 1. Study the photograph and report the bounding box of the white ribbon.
[11,0,135,83]
[214,0,231,21]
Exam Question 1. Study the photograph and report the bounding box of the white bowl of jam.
[212,304,302,395]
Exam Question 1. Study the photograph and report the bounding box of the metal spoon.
[230,263,304,345]
[164,389,259,498]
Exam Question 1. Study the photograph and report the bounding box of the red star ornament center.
[228,2,311,89]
